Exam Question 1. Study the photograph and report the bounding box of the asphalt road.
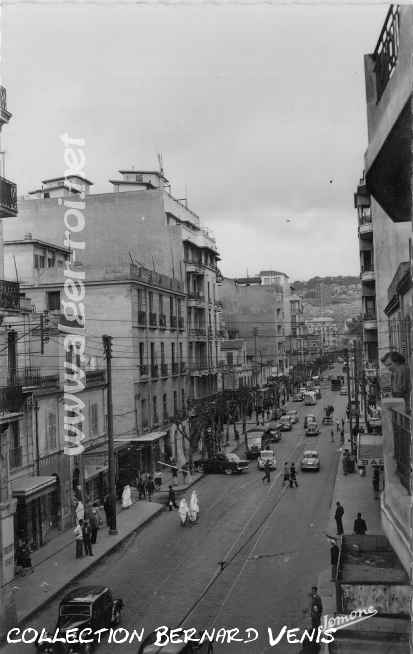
[2,377,349,654]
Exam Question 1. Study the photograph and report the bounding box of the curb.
[4,504,164,636]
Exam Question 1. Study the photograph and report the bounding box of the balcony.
[160,363,168,378]
[0,279,20,311]
[0,385,25,415]
[360,265,375,283]
[187,292,205,307]
[189,360,209,375]
[170,315,177,329]
[86,370,106,386]
[0,176,18,219]
[363,311,378,331]
[189,327,207,340]
[180,361,186,374]
[9,446,22,469]
[159,314,167,329]
[138,310,146,326]
[171,362,179,376]
[373,5,400,103]
[149,312,157,328]
[392,408,410,492]
[178,316,184,330]
[129,263,184,293]
[139,364,149,377]
[151,364,159,379]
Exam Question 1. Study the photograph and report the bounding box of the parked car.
[245,435,262,460]
[279,415,293,431]
[304,414,317,429]
[301,450,320,471]
[200,452,249,475]
[257,449,277,470]
[305,422,320,437]
[36,585,124,653]
[292,393,304,402]
[314,386,322,400]
[138,629,213,653]
[262,427,282,444]
[286,410,299,424]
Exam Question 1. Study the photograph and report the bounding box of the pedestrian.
[121,484,132,509]
[353,512,367,535]
[310,586,323,628]
[74,519,84,559]
[137,477,146,500]
[171,465,178,487]
[373,467,380,500]
[16,539,34,575]
[82,518,93,556]
[283,462,290,487]
[340,429,345,445]
[74,499,84,525]
[330,541,339,581]
[146,476,155,501]
[330,429,334,443]
[103,494,111,527]
[168,485,178,510]
[335,501,344,535]
[289,463,298,488]
[89,508,99,545]
[262,460,271,484]
[182,465,188,485]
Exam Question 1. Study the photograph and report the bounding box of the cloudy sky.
[2,1,386,280]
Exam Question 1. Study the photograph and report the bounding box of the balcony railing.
[180,361,186,374]
[0,279,20,311]
[0,385,25,414]
[189,360,209,372]
[187,292,205,303]
[129,264,184,293]
[151,364,159,379]
[0,176,18,218]
[361,263,374,273]
[160,363,168,377]
[9,446,22,469]
[86,370,106,385]
[178,316,184,330]
[149,312,157,327]
[374,5,400,102]
[170,315,178,329]
[189,327,207,339]
[171,362,179,376]
[140,364,149,376]
[159,314,167,329]
[138,310,146,326]
[392,408,410,492]
[359,208,372,225]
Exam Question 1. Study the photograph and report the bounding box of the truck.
[357,433,383,471]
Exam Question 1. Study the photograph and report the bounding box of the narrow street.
[2,385,348,654]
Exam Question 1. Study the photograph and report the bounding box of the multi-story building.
[305,317,338,355]
[288,294,306,384]
[354,4,413,612]
[217,339,252,390]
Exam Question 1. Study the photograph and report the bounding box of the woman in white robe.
[121,484,132,509]
[178,498,189,526]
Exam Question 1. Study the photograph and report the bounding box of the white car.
[286,410,299,424]
[257,450,277,470]
[301,450,320,471]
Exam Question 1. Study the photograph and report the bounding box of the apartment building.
[305,317,338,354]
[217,339,252,390]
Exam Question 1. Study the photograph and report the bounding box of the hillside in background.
[292,276,361,326]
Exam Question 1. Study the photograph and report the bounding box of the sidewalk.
[317,432,408,653]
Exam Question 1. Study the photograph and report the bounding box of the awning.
[115,430,167,444]
[12,476,56,501]
[83,441,126,460]
[84,463,108,481]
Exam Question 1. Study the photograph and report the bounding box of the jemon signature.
[322,606,378,633]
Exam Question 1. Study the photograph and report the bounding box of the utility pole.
[103,335,118,535]
[344,347,353,449]
[353,341,360,436]
[253,328,258,386]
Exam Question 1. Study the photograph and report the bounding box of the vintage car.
[292,393,304,402]
[303,415,317,429]
[257,449,277,470]
[305,422,320,437]
[245,435,262,460]
[301,450,320,471]
[138,629,213,653]
[36,585,123,653]
[286,409,299,424]
[279,415,293,431]
[200,452,249,475]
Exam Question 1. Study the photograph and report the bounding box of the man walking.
[89,507,99,545]
[283,462,290,487]
[168,485,178,510]
[289,463,298,488]
[310,586,323,628]
[82,519,93,556]
[145,476,155,501]
[262,460,271,484]
[353,512,367,535]
[335,501,344,535]
[74,519,84,559]
[373,467,380,500]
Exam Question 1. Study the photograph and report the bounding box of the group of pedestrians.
[137,475,156,501]
[282,462,298,488]
[334,501,368,536]
[73,499,102,559]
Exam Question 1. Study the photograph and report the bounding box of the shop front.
[115,430,168,480]
[82,441,125,504]
[12,476,58,550]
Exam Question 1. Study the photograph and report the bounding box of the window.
[179,343,183,361]
[226,352,233,365]
[169,297,174,316]
[47,412,57,450]
[139,342,145,365]
[90,403,99,436]
[207,282,210,301]
[148,292,154,313]
[177,299,182,318]
[47,291,61,311]
[181,389,185,411]
[150,343,156,366]
[173,391,177,416]
[47,254,56,268]
[171,343,175,364]
[159,294,164,315]
[162,393,168,420]
[10,421,19,451]
[34,254,45,269]
[141,399,148,428]
[161,343,165,364]
[153,396,158,423]
[138,288,146,311]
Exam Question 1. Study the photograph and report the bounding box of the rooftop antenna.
[157,153,164,176]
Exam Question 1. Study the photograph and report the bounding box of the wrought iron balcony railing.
[151,364,159,379]
[159,314,167,328]
[170,315,178,329]
[0,385,25,414]
[180,361,186,374]
[161,363,168,377]
[149,312,157,327]
[374,5,400,102]
[0,177,18,218]
[171,362,179,376]
[392,408,410,492]
[0,279,20,310]
[140,364,149,376]
[138,310,146,326]
[9,446,22,469]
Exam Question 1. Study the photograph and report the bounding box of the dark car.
[36,585,123,653]
[200,452,249,474]
[138,629,213,653]
[245,435,262,459]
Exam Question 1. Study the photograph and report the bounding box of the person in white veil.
[189,490,199,522]
[121,484,132,509]
[178,498,189,526]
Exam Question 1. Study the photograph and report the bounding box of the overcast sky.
[2,2,386,280]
